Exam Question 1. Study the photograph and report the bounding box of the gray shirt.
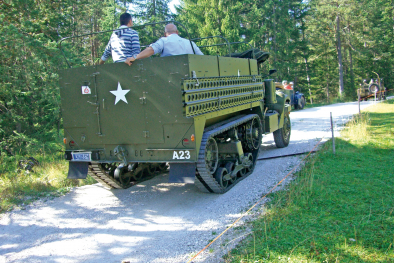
[150,34,203,57]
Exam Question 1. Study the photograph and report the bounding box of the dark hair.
[120,13,132,26]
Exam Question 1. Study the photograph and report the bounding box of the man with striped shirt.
[99,13,140,64]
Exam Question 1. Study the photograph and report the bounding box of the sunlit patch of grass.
[226,99,394,262]
[341,113,370,143]
[0,152,96,213]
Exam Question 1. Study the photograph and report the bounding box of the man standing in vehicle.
[125,23,203,66]
[99,13,140,64]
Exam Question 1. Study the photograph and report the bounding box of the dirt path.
[0,100,379,263]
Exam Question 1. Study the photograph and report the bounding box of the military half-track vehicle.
[58,22,291,194]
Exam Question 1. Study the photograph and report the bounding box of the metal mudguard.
[67,162,89,179]
[168,163,196,183]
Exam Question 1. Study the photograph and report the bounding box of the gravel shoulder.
[0,100,379,263]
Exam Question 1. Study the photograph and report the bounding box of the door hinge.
[140,91,148,104]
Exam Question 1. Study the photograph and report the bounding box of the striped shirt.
[101,25,140,63]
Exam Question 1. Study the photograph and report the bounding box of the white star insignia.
[110,82,130,105]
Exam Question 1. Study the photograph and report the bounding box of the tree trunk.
[349,47,355,97]
[326,55,330,103]
[272,5,277,73]
[336,13,344,96]
[304,57,310,90]
[301,21,310,93]
[348,22,355,98]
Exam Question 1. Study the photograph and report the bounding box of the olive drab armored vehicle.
[58,22,291,193]
[358,77,387,101]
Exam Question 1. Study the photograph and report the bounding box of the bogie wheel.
[132,163,144,181]
[239,153,253,177]
[204,137,219,174]
[157,163,168,172]
[146,164,156,175]
[245,117,262,150]
[133,171,143,181]
[214,167,229,189]
[274,114,291,148]
[224,162,236,184]
[114,164,131,188]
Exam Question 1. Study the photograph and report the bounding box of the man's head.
[164,24,178,37]
[120,13,133,27]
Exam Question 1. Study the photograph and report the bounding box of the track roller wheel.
[132,164,144,181]
[146,164,156,175]
[157,163,168,172]
[239,153,253,177]
[224,162,236,184]
[114,164,131,188]
[245,117,262,150]
[204,137,219,174]
[214,167,229,188]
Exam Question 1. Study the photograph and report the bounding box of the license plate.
[71,152,91,161]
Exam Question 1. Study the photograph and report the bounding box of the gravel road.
[0,99,381,263]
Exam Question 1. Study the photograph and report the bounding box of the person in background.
[125,23,203,66]
[99,13,140,64]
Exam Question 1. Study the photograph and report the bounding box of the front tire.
[274,114,291,148]
[299,96,306,109]
[369,84,379,93]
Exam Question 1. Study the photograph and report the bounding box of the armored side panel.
[249,59,258,75]
[188,55,219,77]
[218,57,250,76]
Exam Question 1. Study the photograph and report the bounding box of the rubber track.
[88,163,124,189]
[195,114,260,193]
[88,163,167,190]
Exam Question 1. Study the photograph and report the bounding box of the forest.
[0,0,393,157]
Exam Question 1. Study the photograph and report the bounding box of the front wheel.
[369,84,379,93]
[273,114,291,148]
[299,96,306,109]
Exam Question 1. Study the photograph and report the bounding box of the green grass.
[0,146,96,213]
[227,99,394,262]
[301,96,352,110]
[302,101,331,110]
[296,98,341,111]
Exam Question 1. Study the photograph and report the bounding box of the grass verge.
[0,148,96,213]
[302,101,332,110]
[227,99,394,262]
